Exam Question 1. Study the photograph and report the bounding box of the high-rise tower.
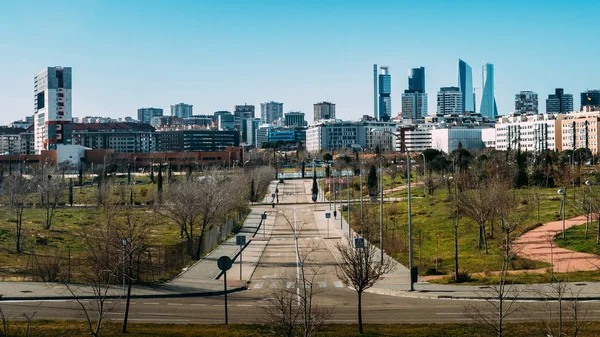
[34,66,73,153]
[546,89,573,113]
[373,64,378,120]
[458,59,475,113]
[480,63,498,119]
[378,66,392,122]
[408,67,425,93]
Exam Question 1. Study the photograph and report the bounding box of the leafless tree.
[334,208,395,334]
[261,212,333,337]
[1,175,34,253]
[465,185,529,337]
[248,166,276,202]
[33,166,65,230]
[162,169,245,259]
[0,306,37,337]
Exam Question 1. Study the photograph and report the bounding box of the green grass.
[345,186,579,276]
[430,269,600,285]
[9,321,600,337]
[555,223,600,255]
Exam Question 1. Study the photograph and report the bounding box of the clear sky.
[0,0,597,124]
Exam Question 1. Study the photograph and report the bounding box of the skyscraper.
[284,111,306,127]
[260,101,284,124]
[480,63,498,119]
[234,104,255,130]
[401,92,428,120]
[378,66,392,122]
[373,64,378,120]
[408,67,425,93]
[34,66,73,153]
[170,103,193,118]
[314,101,336,121]
[437,87,462,115]
[458,59,475,113]
[137,107,163,124]
[515,91,538,114]
[546,88,573,113]
[581,90,600,109]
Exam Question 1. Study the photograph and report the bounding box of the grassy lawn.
[344,186,580,277]
[9,321,600,337]
[555,223,600,255]
[0,206,181,281]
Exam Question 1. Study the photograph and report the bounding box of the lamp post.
[558,189,566,239]
[379,154,383,262]
[586,180,593,237]
[421,153,427,197]
[133,156,137,177]
[360,165,364,236]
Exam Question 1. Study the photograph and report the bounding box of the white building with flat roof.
[495,113,561,152]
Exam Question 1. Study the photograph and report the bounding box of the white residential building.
[495,113,561,152]
[437,87,462,115]
[305,120,396,153]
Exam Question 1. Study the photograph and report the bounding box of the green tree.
[323,153,333,162]
[312,172,319,201]
[367,165,378,197]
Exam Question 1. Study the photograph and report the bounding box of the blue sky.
[0,0,597,124]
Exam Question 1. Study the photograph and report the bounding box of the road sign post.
[325,212,331,238]
[217,256,233,325]
[261,212,267,237]
[236,235,246,280]
[354,237,365,249]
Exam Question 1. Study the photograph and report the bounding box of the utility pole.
[347,168,351,237]
[360,166,364,236]
[408,151,414,291]
[379,155,384,262]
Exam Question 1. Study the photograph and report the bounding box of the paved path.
[514,215,600,272]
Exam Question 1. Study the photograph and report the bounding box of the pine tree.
[367,164,378,197]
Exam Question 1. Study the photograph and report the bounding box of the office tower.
[260,101,284,124]
[170,103,193,118]
[581,90,600,108]
[437,87,463,115]
[378,66,392,122]
[373,64,378,119]
[137,107,163,124]
[213,111,231,125]
[408,67,426,92]
[546,88,573,113]
[480,63,498,119]
[234,104,255,128]
[218,113,235,130]
[314,101,336,121]
[242,118,261,145]
[458,59,475,113]
[284,111,306,127]
[401,92,428,120]
[514,91,539,114]
[33,66,73,153]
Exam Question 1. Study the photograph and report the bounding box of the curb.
[0,286,247,302]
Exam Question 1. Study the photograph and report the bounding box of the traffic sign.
[325,212,331,219]
[236,235,246,246]
[217,256,233,271]
[354,237,365,249]
[261,213,267,220]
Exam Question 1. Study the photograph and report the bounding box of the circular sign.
[217,256,233,271]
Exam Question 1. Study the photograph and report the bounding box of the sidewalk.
[314,202,600,301]
[0,207,277,301]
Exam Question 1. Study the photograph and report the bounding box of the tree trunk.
[454,221,459,282]
[482,225,489,255]
[358,291,363,334]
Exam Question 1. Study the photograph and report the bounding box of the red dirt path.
[514,216,600,272]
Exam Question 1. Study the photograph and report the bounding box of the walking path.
[513,215,600,272]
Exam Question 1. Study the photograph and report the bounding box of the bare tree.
[0,306,37,337]
[261,212,333,337]
[335,207,395,334]
[1,175,34,253]
[34,166,65,230]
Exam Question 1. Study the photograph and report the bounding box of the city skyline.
[1,1,599,125]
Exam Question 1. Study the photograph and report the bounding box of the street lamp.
[586,181,593,235]
[558,189,566,239]
[243,160,251,174]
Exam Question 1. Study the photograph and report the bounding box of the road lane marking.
[334,281,343,288]
[143,303,159,305]
[254,281,264,289]
[237,304,253,307]
[286,281,295,289]
[319,282,327,288]
[167,303,183,306]
[191,304,206,307]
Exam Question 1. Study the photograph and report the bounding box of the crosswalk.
[251,280,346,290]
[271,237,322,241]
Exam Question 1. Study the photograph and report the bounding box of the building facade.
[378,66,392,122]
[480,63,498,119]
[515,91,539,114]
[437,87,462,115]
[314,101,336,121]
[408,67,425,93]
[559,110,600,154]
[138,107,163,124]
[34,66,73,153]
[305,120,396,153]
[234,104,255,129]
[71,123,157,153]
[581,90,600,109]
[494,113,560,152]
[458,59,475,113]
[401,92,428,120]
[546,88,573,113]
[170,103,193,118]
[242,118,261,146]
[157,129,240,152]
[284,111,306,127]
[260,101,284,124]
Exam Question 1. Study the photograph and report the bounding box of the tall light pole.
[586,180,593,237]
[407,150,414,291]
[347,167,351,237]
[379,155,384,262]
[360,165,364,236]
[421,153,427,197]
[558,189,566,239]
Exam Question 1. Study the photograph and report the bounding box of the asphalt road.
[3,179,600,325]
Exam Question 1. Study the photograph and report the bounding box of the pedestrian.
[334,210,337,219]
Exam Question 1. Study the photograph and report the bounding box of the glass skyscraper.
[378,66,391,122]
[546,88,573,113]
[408,67,425,93]
[480,63,498,119]
[458,59,475,113]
